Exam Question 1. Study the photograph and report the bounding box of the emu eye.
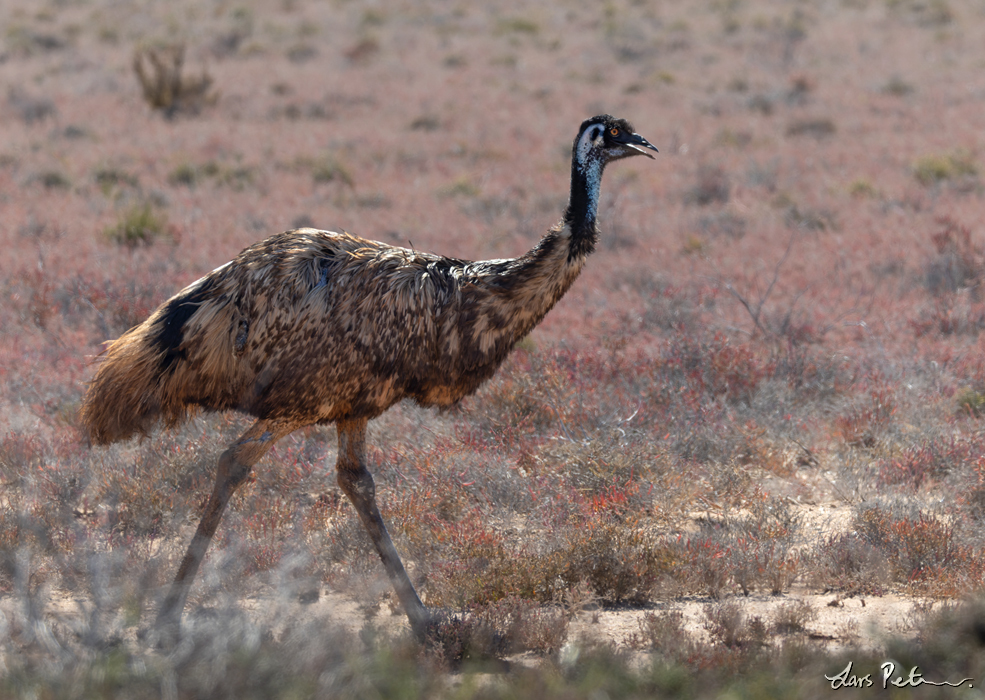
[610,127,620,136]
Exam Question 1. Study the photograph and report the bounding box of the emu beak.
[619,131,659,159]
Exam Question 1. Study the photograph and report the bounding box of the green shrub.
[913,151,977,186]
[168,162,199,186]
[847,178,877,198]
[307,156,353,187]
[495,17,540,35]
[957,388,985,417]
[169,160,253,190]
[104,203,168,248]
[94,167,138,195]
[38,170,71,189]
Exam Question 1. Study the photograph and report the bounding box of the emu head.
[572,115,658,173]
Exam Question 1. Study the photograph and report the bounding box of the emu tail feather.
[80,274,225,445]
[80,325,183,445]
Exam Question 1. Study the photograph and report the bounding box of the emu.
[80,115,657,640]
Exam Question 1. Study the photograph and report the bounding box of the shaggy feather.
[79,114,657,640]
[80,116,656,447]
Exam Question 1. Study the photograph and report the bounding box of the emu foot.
[141,615,182,651]
[416,608,512,671]
[148,601,185,650]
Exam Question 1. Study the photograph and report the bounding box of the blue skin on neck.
[581,159,602,225]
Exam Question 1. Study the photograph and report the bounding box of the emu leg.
[336,418,430,639]
[155,420,290,637]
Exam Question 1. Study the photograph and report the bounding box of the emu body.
[80,115,657,640]
[83,227,587,441]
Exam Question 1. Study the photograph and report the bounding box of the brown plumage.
[80,115,657,641]
[83,228,585,440]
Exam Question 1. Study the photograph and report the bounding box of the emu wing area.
[172,229,472,423]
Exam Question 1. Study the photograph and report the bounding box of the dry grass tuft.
[133,43,216,118]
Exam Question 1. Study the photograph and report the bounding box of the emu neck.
[454,228,586,381]
[563,159,603,260]
[455,164,608,372]
[441,154,608,390]
[470,156,607,346]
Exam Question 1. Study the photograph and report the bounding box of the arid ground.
[2,0,985,697]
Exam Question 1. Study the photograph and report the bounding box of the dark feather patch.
[235,318,249,354]
[153,277,216,373]
[316,255,336,287]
